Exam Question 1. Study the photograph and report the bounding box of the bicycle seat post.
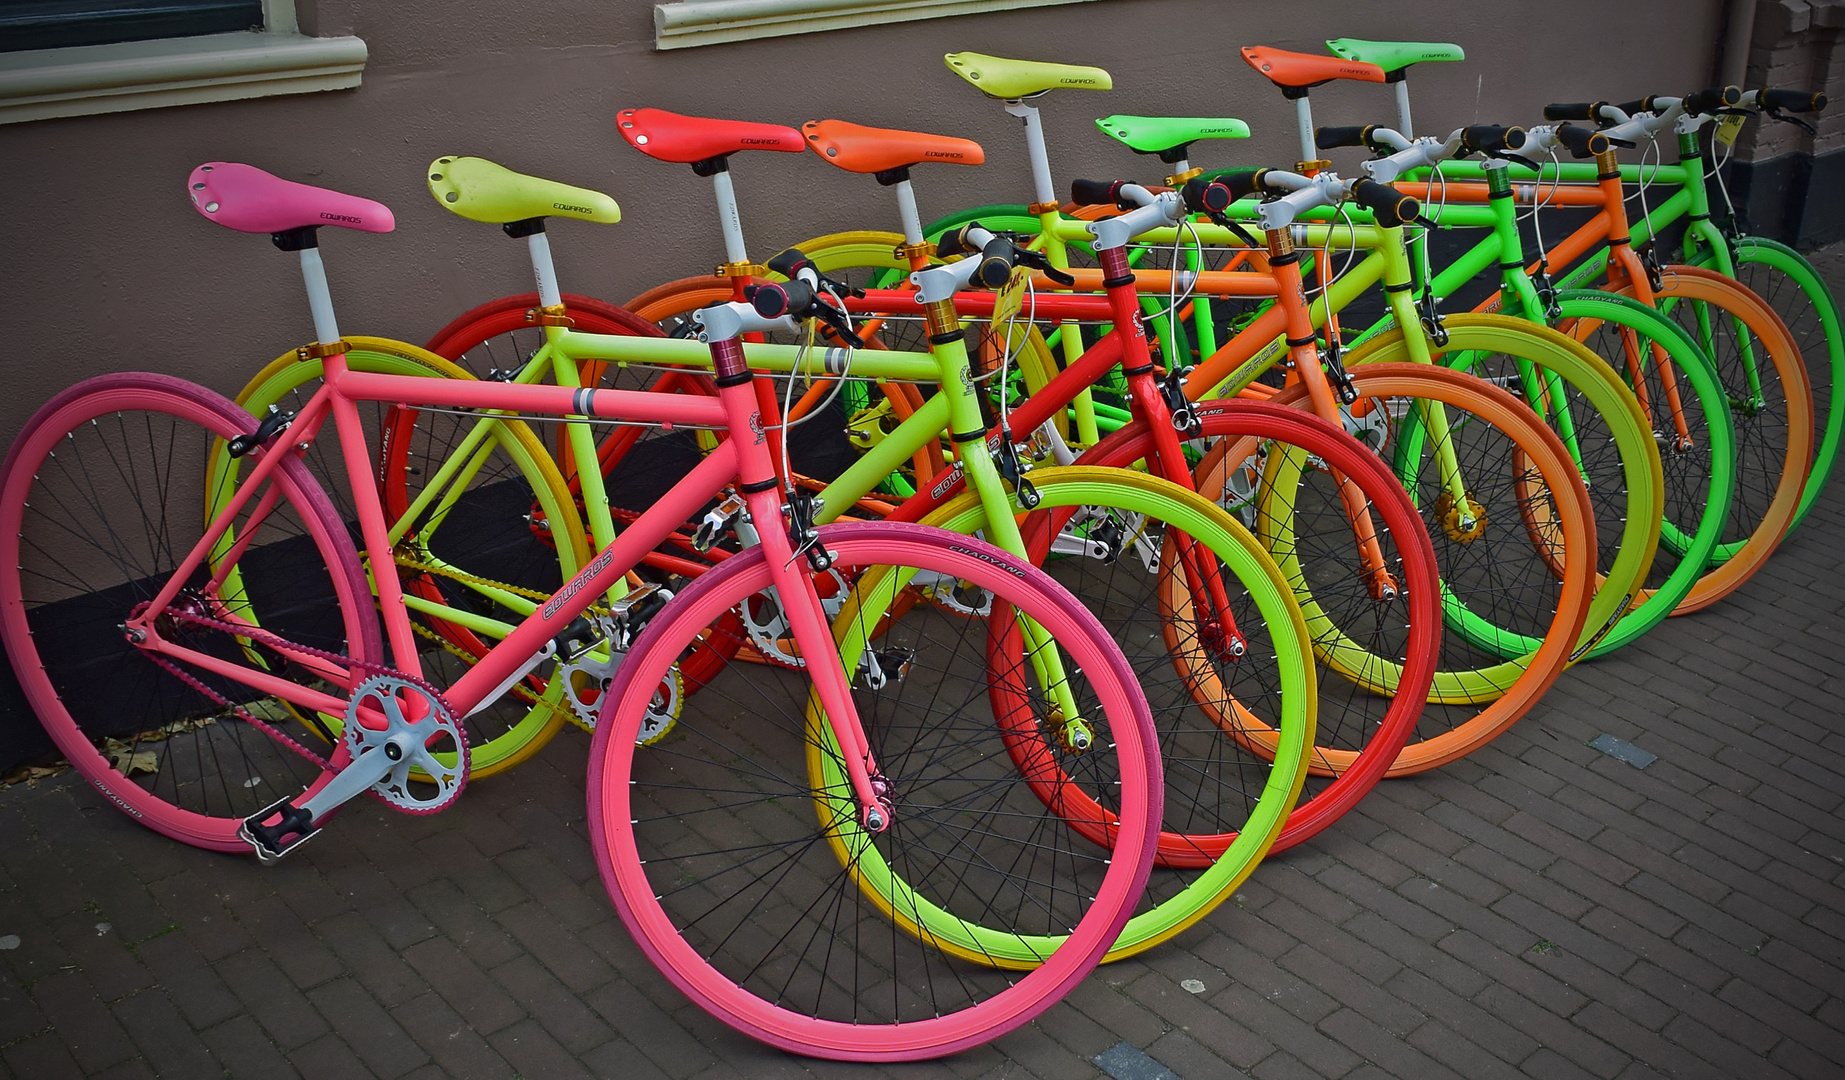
[271,226,343,348]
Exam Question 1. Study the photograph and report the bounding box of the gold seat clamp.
[1166,166,1204,188]
[524,304,576,328]
[894,241,934,264]
[1027,200,1062,216]
[716,261,767,278]
[296,339,352,360]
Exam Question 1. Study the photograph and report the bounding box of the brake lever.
[1765,107,1818,134]
[813,301,866,349]
[1015,248,1076,286]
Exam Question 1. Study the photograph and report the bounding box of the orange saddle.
[803,119,984,177]
[1240,46,1385,96]
[617,108,804,164]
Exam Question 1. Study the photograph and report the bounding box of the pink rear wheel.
[0,374,379,851]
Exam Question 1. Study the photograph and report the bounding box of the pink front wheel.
[585,523,1161,1061]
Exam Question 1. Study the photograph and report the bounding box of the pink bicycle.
[0,162,1164,1060]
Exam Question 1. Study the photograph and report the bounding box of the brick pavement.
[2,250,1844,1079]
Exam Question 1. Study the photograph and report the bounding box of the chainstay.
[143,604,468,815]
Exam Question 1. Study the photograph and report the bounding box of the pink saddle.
[187,162,395,235]
[617,108,804,164]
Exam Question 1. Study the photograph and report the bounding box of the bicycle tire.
[1612,266,1813,612]
[586,522,1160,1061]
[911,466,1320,958]
[1352,314,1668,655]
[1075,404,1441,840]
[0,374,380,850]
[1690,237,1843,533]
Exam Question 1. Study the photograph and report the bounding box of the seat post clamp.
[1027,200,1061,216]
[1165,166,1205,188]
[894,241,934,265]
[1296,158,1331,176]
[296,339,352,360]
[524,304,576,328]
[716,261,767,279]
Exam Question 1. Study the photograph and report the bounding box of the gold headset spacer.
[296,339,351,360]
[524,304,575,328]
[716,261,766,278]
[1166,166,1205,187]
[1027,200,1062,216]
[894,240,934,264]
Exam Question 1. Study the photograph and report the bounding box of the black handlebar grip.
[765,247,814,280]
[1684,85,1743,115]
[973,236,1016,289]
[936,223,983,259]
[1761,87,1827,112]
[1351,179,1419,229]
[1554,123,1611,158]
[1181,176,1229,215]
[1615,96,1661,116]
[1069,178,1128,207]
[1315,125,1377,150]
[1461,124,1528,153]
[1544,101,1608,123]
[749,279,810,319]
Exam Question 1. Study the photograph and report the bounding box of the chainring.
[344,674,468,813]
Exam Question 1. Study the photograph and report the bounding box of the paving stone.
[28,968,137,1073]
[211,949,332,1050]
[399,938,524,1036]
[486,1018,597,1080]
[402,879,524,969]
[1122,972,1268,1068]
[233,895,343,991]
[198,1014,301,1080]
[304,977,429,1079]
[389,992,516,1080]
[489,953,614,1054]
[1,1030,87,1079]
[582,981,719,1079]
[111,989,220,1079]
[287,1033,379,1080]
[131,930,242,1029]
[315,911,427,1009]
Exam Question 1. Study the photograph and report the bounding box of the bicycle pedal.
[607,581,663,615]
[239,796,320,864]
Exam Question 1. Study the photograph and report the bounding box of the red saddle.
[617,108,804,164]
[1241,47,1385,92]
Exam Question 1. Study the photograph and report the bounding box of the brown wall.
[0,0,1725,448]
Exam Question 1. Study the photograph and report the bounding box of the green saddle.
[427,156,621,226]
[1324,38,1464,76]
[944,52,1111,98]
[1097,115,1250,160]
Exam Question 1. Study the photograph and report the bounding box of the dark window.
[0,0,264,53]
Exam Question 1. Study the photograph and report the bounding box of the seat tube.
[710,335,889,830]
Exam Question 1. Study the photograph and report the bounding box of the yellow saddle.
[943,52,1111,98]
[427,156,620,226]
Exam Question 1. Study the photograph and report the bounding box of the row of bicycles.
[1,35,1835,1062]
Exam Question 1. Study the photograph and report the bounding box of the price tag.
[992,265,1032,326]
[1714,113,1745,147]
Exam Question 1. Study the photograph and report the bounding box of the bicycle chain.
[141,601,466,817]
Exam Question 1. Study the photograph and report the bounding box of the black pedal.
[239,796,320,864]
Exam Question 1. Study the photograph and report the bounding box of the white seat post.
[1005,99,1059,209]
[300,247,342,345]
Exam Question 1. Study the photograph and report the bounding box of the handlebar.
[1754,87,1826,112]
[910,223,1076,302]
[1069,180,1186,251]
[741,247,867,347]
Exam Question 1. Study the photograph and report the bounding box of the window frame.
[653,0,1104,50]
[0,0,366,125]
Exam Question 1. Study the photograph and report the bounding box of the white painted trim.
[654,0,1101,50]
[0,0,365,126]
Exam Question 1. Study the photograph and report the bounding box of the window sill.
[653,0,1101,50]
[0,30,367,125]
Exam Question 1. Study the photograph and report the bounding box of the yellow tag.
[992,265,1031,326]
[1714,113,1745,147]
